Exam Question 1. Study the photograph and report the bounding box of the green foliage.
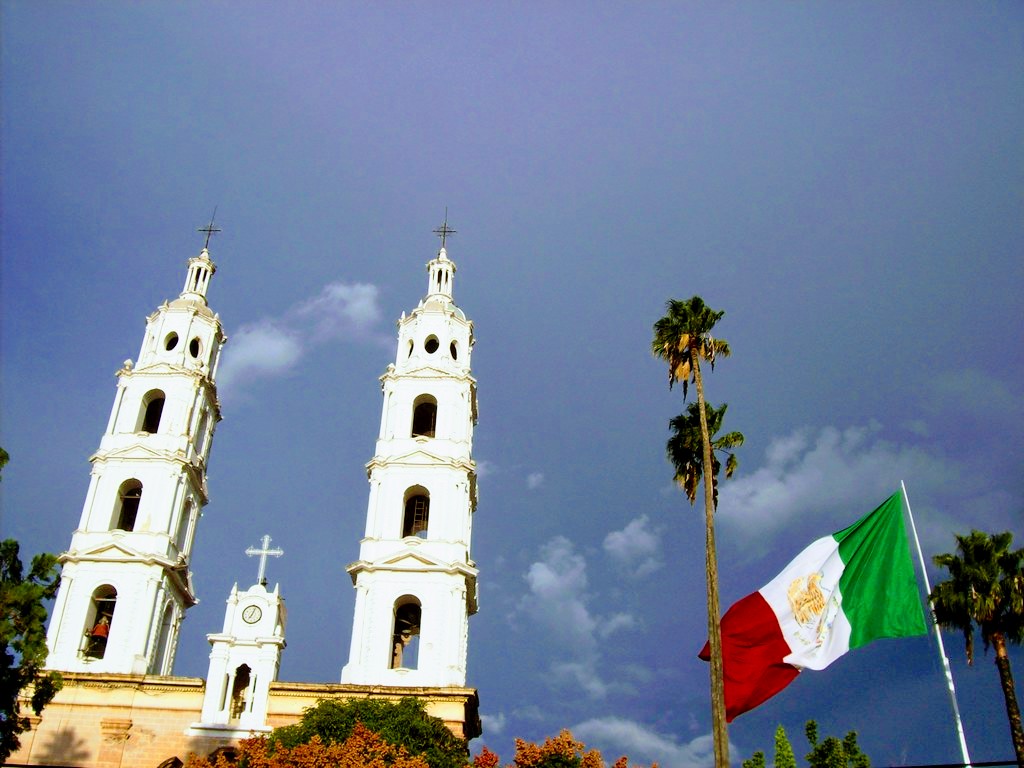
[0,538,63,762]
[931,530,1024,763]
[651,296,731,400]
[773,725,797,768]
[743,722,870,768]
[268,697,467,768]
[803,720,870,768]
[666,401,743,507]
[931,529,1024,663]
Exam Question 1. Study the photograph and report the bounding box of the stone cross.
[245,534,283,586]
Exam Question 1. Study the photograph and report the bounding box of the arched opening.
[150,603,175,674]
[114,480,143,531]
[390,597,421,670]
[174,500,192,553]
[450,341,458,360]
[83,585,117,659]
[411,395,437,438]
[424,335,439,354]
[402,488,429,538]
[230,664,251,721]
[140,390,166,434]
[195,410,210,455]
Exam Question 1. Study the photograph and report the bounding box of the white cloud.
[293,282,382,340]
[480,712,506,735]
[516,536,638,699]
[603,515,663,578]
[475,459,497,478]
[573,717,723,768]
[526,472,545,490]
[718,423,959,542]
[216,281,383,400]
[215,321,302,394]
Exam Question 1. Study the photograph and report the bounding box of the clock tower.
[191,536,286,737]
[341,223,479,688]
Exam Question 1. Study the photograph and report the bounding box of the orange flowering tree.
[186,723,431,768]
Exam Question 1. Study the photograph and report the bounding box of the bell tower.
[45,235,227,675]
[341,220,479,688]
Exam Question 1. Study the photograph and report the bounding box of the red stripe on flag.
[699,591,800,721]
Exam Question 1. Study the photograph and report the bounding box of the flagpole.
[900,480,973,768]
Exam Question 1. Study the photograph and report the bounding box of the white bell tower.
[190,536,286,737]
[341,219,479,688]
[45,232,227,675]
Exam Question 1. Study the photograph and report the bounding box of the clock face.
[242,605,262,624]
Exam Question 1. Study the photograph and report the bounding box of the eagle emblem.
[788,573,827,625]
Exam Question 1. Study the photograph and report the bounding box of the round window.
[164,332,179,351]
[189,337,202,358]
[450,341,458,360]
[424,336,439,354]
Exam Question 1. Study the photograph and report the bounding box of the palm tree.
[931,530,1024,764]
[652,296,734,768]
[667,401,743,507]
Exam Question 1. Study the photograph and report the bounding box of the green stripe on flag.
[833,492,928,649]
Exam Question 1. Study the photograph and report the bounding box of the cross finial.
[245,534,283,586]
[198,207,221,250]
[432,208,456,250]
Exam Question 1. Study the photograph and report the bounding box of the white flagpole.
[900,480,972,767]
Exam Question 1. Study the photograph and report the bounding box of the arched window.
[230,664,251,721]
[411,395,437,438]
[402,489,429,538]
[140,390,165,433]
[115,481,143,531]
[195,410,210,455]
[83,585,117,659]
[174,500,193,553]
[390,597,421,670]
[150,603,175,675]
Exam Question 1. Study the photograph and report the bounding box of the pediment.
[367,449,472,471]
[72,541,142,560]
[93,443,170,462]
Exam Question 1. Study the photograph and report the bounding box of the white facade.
[190,580,286,737]
[341,245,479,688]
[45,248,226,675]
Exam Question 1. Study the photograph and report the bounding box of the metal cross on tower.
[198,207,221,250]
[245,534,283,586]
[433,208,456,249]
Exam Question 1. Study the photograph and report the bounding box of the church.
[11,227,482,767]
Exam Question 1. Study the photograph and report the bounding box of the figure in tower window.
[85,615,110,659]
[390,603,421,669]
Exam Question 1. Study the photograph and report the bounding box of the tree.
[268,697,468,768]
[773,724,797,768]
[0,449,63,763]
[804,720,870,768]
[652,295,736,768]
[742,722,871,768]
[931,530,1024,764]
[666,401,743,508]
[186,724,432,768]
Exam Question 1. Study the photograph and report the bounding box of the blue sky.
[2,3,1022,766]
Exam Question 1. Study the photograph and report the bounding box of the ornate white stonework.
[190,575,286,737]
[341,243,479,688]
[45,248,226,675]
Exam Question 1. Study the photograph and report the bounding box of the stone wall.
[11,673,480,767]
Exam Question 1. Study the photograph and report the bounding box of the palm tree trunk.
[992,633,1024,766]
[693,356,729,768]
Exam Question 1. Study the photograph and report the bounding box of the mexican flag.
[700,492,928,721]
